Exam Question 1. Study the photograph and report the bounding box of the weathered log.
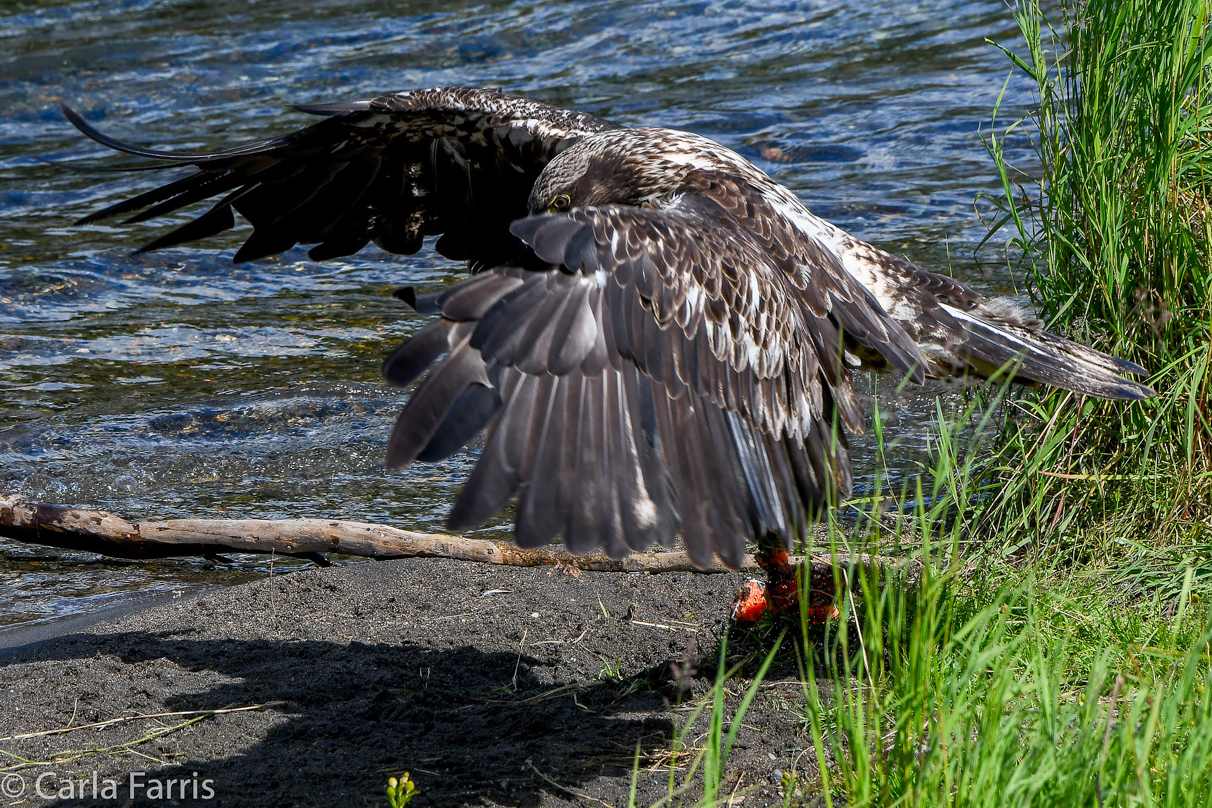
[0,493,910,578]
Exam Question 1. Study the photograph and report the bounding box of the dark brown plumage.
[60,87,1154,568]
[63,88,616,269]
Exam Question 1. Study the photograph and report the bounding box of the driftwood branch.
[0,493,907,577]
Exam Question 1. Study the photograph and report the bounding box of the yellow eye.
[548,193,572,212]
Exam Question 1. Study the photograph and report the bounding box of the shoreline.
[0,587,212,660]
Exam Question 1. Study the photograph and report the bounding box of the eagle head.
[527,129,691,215]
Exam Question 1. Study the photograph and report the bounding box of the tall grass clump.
[802,527,1212,808]
[795,399,1212,808]
[982,0,1212,556]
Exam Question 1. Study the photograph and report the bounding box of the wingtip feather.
[61,104,201,162]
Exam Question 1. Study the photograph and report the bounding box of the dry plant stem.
[0,702,287,744]
[2,717,203,771]
[0,703,283,773]
[525,759,618,808]
[0,493,908,578]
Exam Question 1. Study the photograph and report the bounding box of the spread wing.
[381,192,924,568]
[62,87,618,268]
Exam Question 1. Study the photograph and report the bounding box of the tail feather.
[940,303,1154,400]
[835,237,1153,401]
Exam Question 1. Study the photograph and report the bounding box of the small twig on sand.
[727,768,747,806]
[525,759,618,808]
[511,628,528,691]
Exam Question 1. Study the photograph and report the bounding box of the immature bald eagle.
[62,87,1152,569]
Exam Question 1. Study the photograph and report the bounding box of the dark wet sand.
[0,557,819,807]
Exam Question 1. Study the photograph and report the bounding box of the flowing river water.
[0,0,1034,626]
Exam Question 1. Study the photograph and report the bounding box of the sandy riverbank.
[0,556,818,807]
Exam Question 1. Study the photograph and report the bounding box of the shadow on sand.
[4,630,679,807]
